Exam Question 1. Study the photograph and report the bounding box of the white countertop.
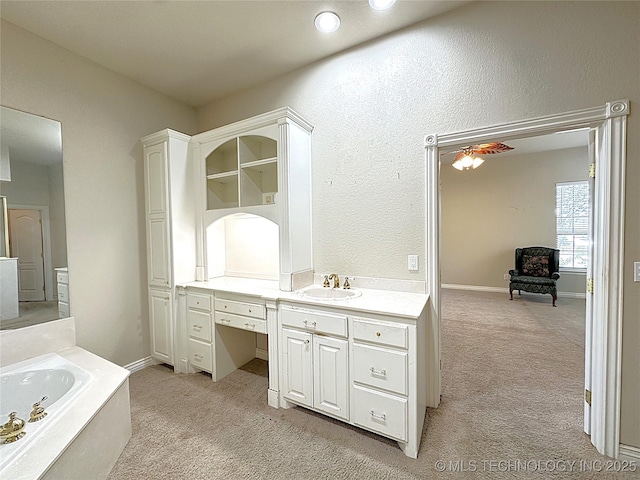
[181,277,429,320]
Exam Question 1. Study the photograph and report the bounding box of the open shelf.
[205,134,278,211]
[207,173,239,210]
[240,160,278,207]
[206,138,237,175]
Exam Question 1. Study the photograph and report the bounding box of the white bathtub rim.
[0,353,95,471]
[0,346,130,480]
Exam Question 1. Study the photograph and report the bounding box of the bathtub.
[0,353,93,471]
[0,345,131,480]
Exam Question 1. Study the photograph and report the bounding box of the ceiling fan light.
[472,156,484,169]
[315,12,341,33]
[452,160,464,171]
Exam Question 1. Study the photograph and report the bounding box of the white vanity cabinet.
[279,302,427,459]
[55,267,69,318]
[280,306,349,421]
[141,129,196,366]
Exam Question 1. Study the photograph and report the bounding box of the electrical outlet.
[504,273,510,280]
[634,262,640,282]
[408,255,419,271]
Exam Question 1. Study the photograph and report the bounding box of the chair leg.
[552,294,557,307]
[509,289,513,301]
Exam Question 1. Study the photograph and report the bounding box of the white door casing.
[9,209,45,301]
[424,99,628,458]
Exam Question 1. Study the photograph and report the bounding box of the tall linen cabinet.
[141,130,195,365]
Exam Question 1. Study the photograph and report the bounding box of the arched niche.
[205,213,279,282]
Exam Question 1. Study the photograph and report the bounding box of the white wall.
[441,147,588,294]
[0,20,197,366]
[196,2,640,448]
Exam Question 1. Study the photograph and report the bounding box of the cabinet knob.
[376,332,381,337]
[224,305,228,309]
[304,339,310,345]
[248,309,252,313]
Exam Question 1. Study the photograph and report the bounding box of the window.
[556,181,589,270]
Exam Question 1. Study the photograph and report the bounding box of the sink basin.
[299,287,362,301]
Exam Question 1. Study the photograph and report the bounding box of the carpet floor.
[108,290,633,479]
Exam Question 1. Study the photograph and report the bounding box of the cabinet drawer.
[58,302,70,318]
[280,307,347,338]
[352,317,408,349]
[56,271,69,284]
[352,344,408,396]
[187,309,212,341]
[58,283,69,303]
[187,293,212,312]
[188,338,212,372]
[215,298,265,319]
[352,385,407,442]
[215,311,267,334]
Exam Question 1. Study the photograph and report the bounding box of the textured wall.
[0,20,197,366]
[441,147,588,294]
[197,2,640,448]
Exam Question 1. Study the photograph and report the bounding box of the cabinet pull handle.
[303,320,317,328]
[245,323,255,329]
[376,332,381,337]
[370,367,387,377]
[369,410,386,421]
[194,324,202,330]
[194,354,203,361]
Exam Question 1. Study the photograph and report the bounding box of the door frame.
[7,204,54,301]
[424,99,629,458]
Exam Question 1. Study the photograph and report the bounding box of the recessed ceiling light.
[369,0,396,10]
[315,11,341,33]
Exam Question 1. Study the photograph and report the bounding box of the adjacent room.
[1,1,638,478]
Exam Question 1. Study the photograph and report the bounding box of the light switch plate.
[634,262,640,282]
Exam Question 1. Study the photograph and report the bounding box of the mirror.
[0,106,67,330]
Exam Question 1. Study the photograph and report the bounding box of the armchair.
[509,247,560,307]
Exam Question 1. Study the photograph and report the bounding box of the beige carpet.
[108,290,631,479]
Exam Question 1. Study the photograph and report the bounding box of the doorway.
[8,206,53,302]
[424,100,629,458]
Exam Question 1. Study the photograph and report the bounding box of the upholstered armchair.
[509,247,560,307]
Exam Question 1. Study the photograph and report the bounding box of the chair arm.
[551,272,560,280]
[508,269,519,276]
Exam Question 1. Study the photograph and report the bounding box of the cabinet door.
[147,216,171,288]
[282,328,312,408]
[313,336,349,420]
[149,289,173,364]
[144,142,168,216]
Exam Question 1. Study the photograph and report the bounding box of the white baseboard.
[619,444,640,461]
[255,348,269,361]
[442,284,507,293]
[442,284,586,299]
[124,356,156,373]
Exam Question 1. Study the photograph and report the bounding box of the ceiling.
[0,0,469,107]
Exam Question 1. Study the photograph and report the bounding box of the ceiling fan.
[445,142,514,170]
